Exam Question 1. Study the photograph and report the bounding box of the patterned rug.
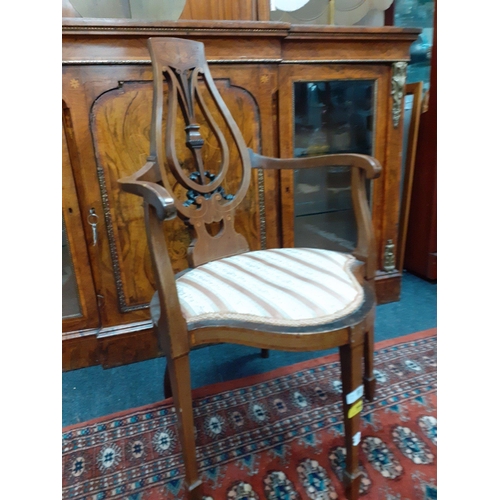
[63,329,437,500]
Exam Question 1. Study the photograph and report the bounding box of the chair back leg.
[363,308,376,401]
[340,329,364,500]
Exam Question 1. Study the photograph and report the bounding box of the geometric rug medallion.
[63,329,437,499]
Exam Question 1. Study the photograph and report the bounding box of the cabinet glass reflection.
[62,222,82,318]
[293,80,375,252]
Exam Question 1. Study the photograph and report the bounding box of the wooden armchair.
[119,37,381,500]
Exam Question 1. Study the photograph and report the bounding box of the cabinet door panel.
[90,79,262,313]
[278,64,394,271]
[62,111,100,334]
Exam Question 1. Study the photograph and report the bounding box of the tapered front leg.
[340,332,364,500]
[167,353,203,499]
[363,311,376,402]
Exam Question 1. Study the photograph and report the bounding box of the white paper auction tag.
[353,431,361,446]
[346,385,364,405]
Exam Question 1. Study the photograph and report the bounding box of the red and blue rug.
[63,329,437,499]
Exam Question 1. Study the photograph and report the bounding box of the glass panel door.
[62,116,100,333]
[293,79,375,252]
[62,220,82,318]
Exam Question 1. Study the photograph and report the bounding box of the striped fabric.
[175,248,364,328]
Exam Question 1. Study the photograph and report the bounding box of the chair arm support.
[249,149,380,280]
[248,149,382,180]
[118,161,177,221]
[351,167,377,280]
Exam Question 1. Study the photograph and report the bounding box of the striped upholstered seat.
[155,248,364,330]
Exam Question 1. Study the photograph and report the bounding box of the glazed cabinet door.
[62,108,101,367]
[278,64,403,301]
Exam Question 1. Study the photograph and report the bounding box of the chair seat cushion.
[175,248,364,329]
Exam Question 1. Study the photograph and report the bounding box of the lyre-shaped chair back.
[148,37,251,267]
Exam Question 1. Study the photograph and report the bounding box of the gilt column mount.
[391,61,407,128]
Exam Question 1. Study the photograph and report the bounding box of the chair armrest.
[248,149,382,179]
[118,160,177,221]
[249,149,381,280]
[120,162,189,357]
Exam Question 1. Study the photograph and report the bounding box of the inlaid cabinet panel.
[91,79,262,313]
[62,106,101,332]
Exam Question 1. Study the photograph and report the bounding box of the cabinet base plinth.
[374,271,401,304]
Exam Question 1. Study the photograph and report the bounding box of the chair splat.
[148,37,251,266]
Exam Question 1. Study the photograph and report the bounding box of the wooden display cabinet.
[62,19,419,370]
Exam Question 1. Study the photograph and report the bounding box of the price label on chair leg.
[346,385,364,405]
[347,399,363,419]
[353,431,361,446]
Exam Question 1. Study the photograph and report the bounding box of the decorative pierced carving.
[391,62,407,128]
[149,38,252,266]
[184,171,234,208]
[184,123,204,150]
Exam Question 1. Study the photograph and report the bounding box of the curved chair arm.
[248,149,382,179]
[119,160,189,359]
[118,160,177,221]
[248,149,381,280]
